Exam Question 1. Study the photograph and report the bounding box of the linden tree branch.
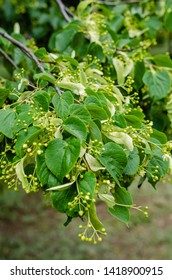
[0,47,18,69]
[55,0,73,22]
[96,0,140,6]
[0,30,62,95]
[0,30,45,72]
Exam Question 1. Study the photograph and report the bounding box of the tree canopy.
[0,0,172,244]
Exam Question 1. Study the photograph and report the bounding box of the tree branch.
[55,0,72,22]
[64,6,75,17]
[0,30,45,73]
[0,47,18,69]
[96,0,140,6]
[0,30,62,95]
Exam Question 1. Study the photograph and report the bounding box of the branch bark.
[0,30,62,95]
[0,47,18,69]
[96,0,140,6]
[55,0,73,22]
[0,30,45,73]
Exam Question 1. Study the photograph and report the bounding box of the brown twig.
[55,0,72,22]
[0,47,37,88]
[0,30,62,95]
[96,0,140,6]
[145,61,172,72]
[0,30,45,73]
[0,47,18,69]
[64,6,75,17]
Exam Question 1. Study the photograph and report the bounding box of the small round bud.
[23,144,28,149]
[79,210,84,216]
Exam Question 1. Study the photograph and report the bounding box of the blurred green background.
[0,180,172,260]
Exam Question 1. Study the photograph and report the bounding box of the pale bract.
[113,52,134,85]
[85,153,105,171]
[105,132,134,151]
[46,181,75,191]
[58,82,86,96]
[16,157,29,191]
[99,193,115,208]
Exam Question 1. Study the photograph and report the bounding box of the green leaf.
[62,91,74,105]
[134,61,145,90]
[108,205,130,225]
[84,94,111,118]
[52,91,74,116]
[84,95,110,120]
[0,88,9,107]
[14,105,35,133]
[77,0,94,16]
[15,104,32,114]
[166,0,172,9]
[85,92,111,118]
[109,14,124,33]
[153,54,172,68]
[62,55,79,67]
[128,109,145,120]
[88,120,102,142]
[78,172,96,198]
[36,153,60,187]
[14,111,34,133]
[33,90,50,111]
[45,138,65,180]
[52,93,69,120]
[143,70,171,101]
[145,16,162,36]
[114,186,133,206]
[98,142,127,186]
[36,153,50,186]
[164,12,172,32]
[50,26,78,52]
[45,137,81,182]
[72,32,89,58]
[0,109,17,138]
[47,173,60,188]
[14,48,26,65]
[52,91,74,119]
[69,104,91,124]
[146,148,169,188]
[88,43,105,62]
[34,72,56,84]
[84,95,101,106]
[34,47,47,59]
[15,126,41,157]
[63,116,88,143]
[124,148,140,175]
[125,115,142,128]
[151,129,167,144]
[113,113,127,128]
[85,105,108,120]
[51,186,78,217]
